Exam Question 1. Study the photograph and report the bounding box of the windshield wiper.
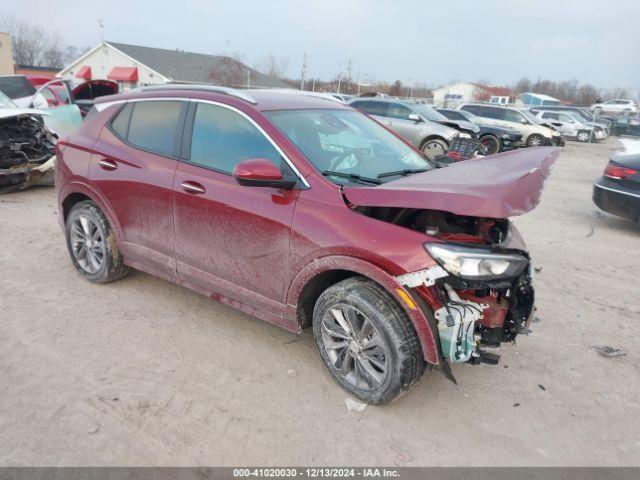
[376,168,429,179]
[322,171,382,185]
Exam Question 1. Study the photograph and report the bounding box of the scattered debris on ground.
[344,398,367,412]
[538,384,546,391]
[590,345,626,358]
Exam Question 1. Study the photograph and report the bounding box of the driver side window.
[189,103,283,174]
[387,103,412,120]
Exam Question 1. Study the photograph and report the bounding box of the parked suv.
[348,98,461,160]
[56,86,557,404]
[532,110,602,142]
[460,104,564,147]
[590,99,637,114]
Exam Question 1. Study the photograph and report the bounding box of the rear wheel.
[65,200,129,283]
[479,134,501,155]
[421,138,447,160]
[313,277,425,404]
[526,134,545,147]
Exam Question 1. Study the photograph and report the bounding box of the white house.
[57,41,289,90]
[431,81,513,107]
[431,81,482,107]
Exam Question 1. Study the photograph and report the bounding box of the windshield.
[266,109,432,185]
[521,109,542,124]
[456,109,479,122]
[411,104,449,122]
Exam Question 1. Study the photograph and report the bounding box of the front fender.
[286,255,440,364]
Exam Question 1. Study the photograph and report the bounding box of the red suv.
[56,86,558,404]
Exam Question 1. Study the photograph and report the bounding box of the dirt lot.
[1,139,639,466]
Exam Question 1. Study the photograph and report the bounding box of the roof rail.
[133,84,257,104]
[268,88,344,104]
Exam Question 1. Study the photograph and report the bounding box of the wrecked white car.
[0,92,58,194]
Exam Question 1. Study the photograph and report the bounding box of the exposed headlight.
[425,243,528,280]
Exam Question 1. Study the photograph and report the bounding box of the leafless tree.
[208,57,246,87]
[256,54,290,80]
[1,15,88,68]
[1,15,45,65]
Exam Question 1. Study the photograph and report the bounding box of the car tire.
[526,134,545,147]
[479,134,501,155]
[421,138,448,160]
[65,200,130,283]
[577,130,591,143]
[313,277,425,404]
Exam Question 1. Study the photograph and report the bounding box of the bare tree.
[1,15,45,65]
[513,78,532,94]
[208,57,246,87]
[256,54,290,80]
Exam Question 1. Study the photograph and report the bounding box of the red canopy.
[75,66,92,80]
[107,67,138,82]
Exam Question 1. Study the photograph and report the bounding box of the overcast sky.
[9,0,640,90]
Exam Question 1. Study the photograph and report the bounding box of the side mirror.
[520,118,529,124]
[233,158,297,189]
[408,113,422,123]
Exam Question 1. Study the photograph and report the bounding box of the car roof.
[94,85,349,112]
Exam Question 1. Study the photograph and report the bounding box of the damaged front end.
[0,113,57,194]
[381,210,536,366]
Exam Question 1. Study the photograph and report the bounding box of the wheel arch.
[59,182,123,245]
[286,255,440,364]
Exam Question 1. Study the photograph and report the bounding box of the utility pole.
[300,52,307,91]
[337,72,342,94]
[356,72,361,96]
[246,70,251,89]
[346,58,353,83]
[97,19,104,43]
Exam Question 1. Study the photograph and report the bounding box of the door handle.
[180,181,206,194]
[98,159,117,170]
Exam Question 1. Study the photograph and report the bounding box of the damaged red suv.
[56,86,558,404]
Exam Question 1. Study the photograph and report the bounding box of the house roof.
[106,42,290,88]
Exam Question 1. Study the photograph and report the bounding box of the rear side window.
[110,103,133,138]
[126,101,183,157]
[189,103,282,174]
[351,101,389,117]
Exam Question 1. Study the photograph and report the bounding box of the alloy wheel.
[423,141,446,160]
[320,304,389,391]
[577,132,590,142]
[70,215,106,274]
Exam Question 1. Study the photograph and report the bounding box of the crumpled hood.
[343,147,560,218]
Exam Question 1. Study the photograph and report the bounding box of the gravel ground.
[1,139,638,466]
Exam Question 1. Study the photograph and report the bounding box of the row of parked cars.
[345,97,614,161]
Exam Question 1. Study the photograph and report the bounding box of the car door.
[89,99,187,282]
[173,101,300,316]
[384,103,423,146]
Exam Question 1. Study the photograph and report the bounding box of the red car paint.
[343,147,560,218]
[56,88,552,365]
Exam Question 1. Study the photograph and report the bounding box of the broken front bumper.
[397,263,535,365]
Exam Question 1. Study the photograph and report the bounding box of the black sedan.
[437,108,523,155]
[593,150,640,224]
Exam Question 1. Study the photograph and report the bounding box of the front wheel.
[479,134,501,155]
[65,200,130,283]
[313,277,425,404]
[526,134,545,147]
[577,130,591,142]
[421,138,448,160]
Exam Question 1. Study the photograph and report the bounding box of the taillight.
[604,164,637,179]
